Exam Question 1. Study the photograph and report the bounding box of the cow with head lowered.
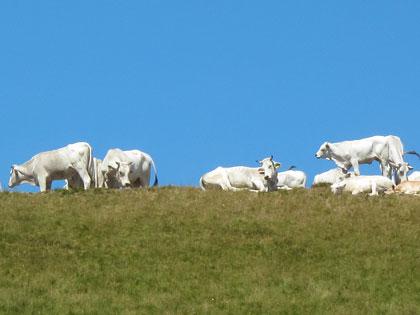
[315,135,414,184]
[200,156,280,192]
[100,148,158,189]
[9,142,94,192]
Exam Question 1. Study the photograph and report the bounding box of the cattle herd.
[4,135,420,195]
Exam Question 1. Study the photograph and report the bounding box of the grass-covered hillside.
[0,187,419,314]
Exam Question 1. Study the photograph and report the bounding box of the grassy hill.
[0,187,419,314]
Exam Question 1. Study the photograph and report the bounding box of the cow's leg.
[74,168,91,190]
[381,162,392,178]
[351,159,360,176]
[38,176,48,192]
[369,181,378,196]
[46,178,52,191]
[133,177,145,188]
[143,169,151,187]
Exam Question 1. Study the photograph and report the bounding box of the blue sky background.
[1,1,419,191]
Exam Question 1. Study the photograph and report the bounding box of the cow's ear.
[108,165,117,171]
[128,162,133,166]
[325,142,330,149]
[13,165,23,174]
[408,165,414,170]
[274,162,281,169]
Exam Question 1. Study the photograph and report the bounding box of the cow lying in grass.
[276,167,307,190]
[200,156,280,192]
[312,168,354,186]
[408,171,420,181]
[387,181,420,195]
[330,175,394,196]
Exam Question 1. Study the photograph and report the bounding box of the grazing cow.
[315,135,412,183]
[276,167,307,190]
[101,148,158,188]
[0,181,3,192]
[200,156,280,192]
[312,168,354,186]
[330,175,394,196]
[392,181,420,195]
[8,142,94,192]
[65,158,103,189]
[408,171,420,181]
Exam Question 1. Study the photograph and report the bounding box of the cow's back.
[408,171,420,181]
[200,167,227,189]
[278,170,306,188]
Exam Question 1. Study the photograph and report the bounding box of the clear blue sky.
[1,1,419,191]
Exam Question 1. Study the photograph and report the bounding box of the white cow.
[315,135,412,183]
[330,175,394,196]
[0,181,3,192]
[312,168,354,186]
[8,142,94,192]
[200,156,280,192]
[276,167,307,190]
[101,148,158,188]
[65,157,103,189]
[408,171,420,181]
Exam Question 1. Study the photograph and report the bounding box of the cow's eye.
[119,172,124,176]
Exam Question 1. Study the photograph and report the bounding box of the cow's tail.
[199,176,206,190]
[302,174,307,188]
[150,158,158,187]
[404,150,420,159]
[86,143,95,187]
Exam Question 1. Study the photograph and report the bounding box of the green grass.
[0,187,419,314]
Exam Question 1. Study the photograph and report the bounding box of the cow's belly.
[49,169,76,181]
[227,172,255,189]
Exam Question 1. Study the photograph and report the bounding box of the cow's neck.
[19,159,36,181]
[328,144,349,168]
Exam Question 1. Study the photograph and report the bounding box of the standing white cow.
[200,156,280,192]
[315,135,412,183]
[276,167,307,190]
[330,175,394,196]
[312,168,354,186]
[8,142,94,192]
[408,171,420,181]
[101,148,158,188]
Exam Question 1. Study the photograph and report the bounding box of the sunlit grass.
[0,187,419,314]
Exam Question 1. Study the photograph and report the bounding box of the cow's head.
[257,156,281,182]
[107,161,133,188]
[330,181,346,194]
[395,162,413,182]
[8,165,29,188]
[315,142,332,159]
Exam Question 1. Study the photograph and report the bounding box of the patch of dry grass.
[0,187,419,314]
